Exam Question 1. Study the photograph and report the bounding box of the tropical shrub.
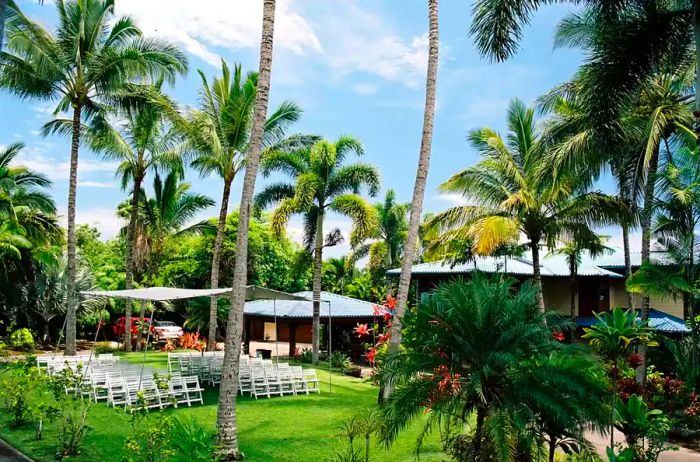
[179,332,205,351]
[0,360,44,427]
[45,365,93,456]
[379,274,609,461]
[123,412,174,462]
[93,341,119,354]
[8,328,35,351]
[330,352,352,370]
[169,416,213,462]
[614,394,672,462]
[298,347,313,364]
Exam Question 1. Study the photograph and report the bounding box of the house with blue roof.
[243,291,379,358]
[387,244,689,334]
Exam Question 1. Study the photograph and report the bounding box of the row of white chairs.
[239,362,320,399]
[38,357,204,412]
[37,354,119,372]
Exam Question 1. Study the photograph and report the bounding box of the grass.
[0,352,445,461]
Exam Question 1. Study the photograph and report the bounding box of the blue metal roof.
[387,251,623,278]
[576,309,690,334]
[244,291,376,319]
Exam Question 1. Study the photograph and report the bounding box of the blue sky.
[3,1,626,257]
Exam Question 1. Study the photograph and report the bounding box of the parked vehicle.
[152,320,184,342]
[112,316,152,340]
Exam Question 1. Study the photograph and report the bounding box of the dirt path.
[586,430,700,461]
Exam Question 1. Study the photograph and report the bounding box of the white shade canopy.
[80,286,310,302]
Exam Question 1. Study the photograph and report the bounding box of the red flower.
[383,312,392,323]
[373,304,383,317]
[627,353,643,369]
[377,332,391,344]
[385,295,396,309]
[552,331,565,342]
[366,347,377,364]
[354,323,371,338]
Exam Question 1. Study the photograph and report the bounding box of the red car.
[112,316,153,339]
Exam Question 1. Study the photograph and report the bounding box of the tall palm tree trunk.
[637,146,660,383]
[127,175,143,352]
[383,0,439,401]
[207,178,233,351]
[123,176,143,352]
[622,220,634,309]
[65,105,82,356]
[531,240,546,313]
[569,259,577,320]
[694,0,700,143]
[216,1,275,459]
[311,209,324,364]
[0,0,7,54]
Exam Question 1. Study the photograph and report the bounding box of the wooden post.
[243,317,251,356]
[289,321,297,357]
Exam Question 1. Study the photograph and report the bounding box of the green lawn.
[0,352,445,461]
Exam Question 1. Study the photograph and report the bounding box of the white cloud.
[114,0,322,66]
[436,193,474,207]
[13,149,118,182]
[58,207,124,240]
[322,3,431,88]
[77,181,116,188]
[351,83,378,95]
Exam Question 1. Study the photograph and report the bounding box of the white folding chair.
[183,376,203,406]
[303,369,321,394]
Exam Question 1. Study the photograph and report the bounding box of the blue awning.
[576,309,690,334]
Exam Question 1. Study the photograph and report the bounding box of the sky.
[1,0,630,258]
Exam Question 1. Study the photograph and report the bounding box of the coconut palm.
[0,0,187,355]
[347,189,409,273]
[256,136,380,363]
[470,0,693,123]
[384,0,439,401]
[215,1,277,458]
[551,229,611,320]
[0,142,61,259]
[425,99,624,312]
[75,84,184,351]
[184,61,305,351]
[134,172,214,270]
[653,145,700,320]
[379,274,608,461]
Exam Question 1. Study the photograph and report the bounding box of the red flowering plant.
[354,295,395,370]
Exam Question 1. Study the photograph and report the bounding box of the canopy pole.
[274,298,278,364]
[138,302,157,390]
[326,300,332,395]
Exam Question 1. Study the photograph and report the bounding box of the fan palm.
[215,1,277,458]
[347,189,409,273]
[380,274,608,461]
[79,84,184,351]
[425,99,624,312]
[256,136,380,363]
[384,0,439,401]
[184,60,306,350]
[0,0,187,355]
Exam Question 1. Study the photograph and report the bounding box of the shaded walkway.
[586,430,700,461]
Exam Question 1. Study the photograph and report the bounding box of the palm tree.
[135,172,214,270]
[426,99,624,312]
[215,1,277,458]
[551,229,610,320]
[0,0,187,355]
[347,189,409,273]
[78,84,184,351]
[380,274,608,461]
[0,142,61,257]
[384,0,439,401]
[122,172,213,349]
[30,253,101,344]
[256,136,380,363]
[184,61,304,351]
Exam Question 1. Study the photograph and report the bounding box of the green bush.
[8,328,35,351]
[330,351,352,370]
[299,347,313,363]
